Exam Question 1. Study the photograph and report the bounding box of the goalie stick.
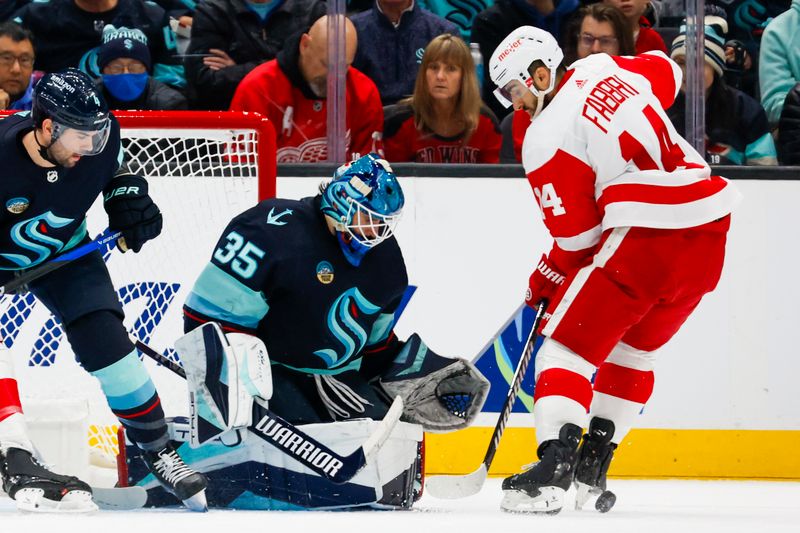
[0,229,123,296]
[135,339,403,485]
[425,300,547,499]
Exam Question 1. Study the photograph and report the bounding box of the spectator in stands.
[759,0,799,121]
[184,0,325,110]
[759,0,799,164]
[417,0,493,41]
[13,0,185,89]
[501,3,634,163]
[472,0,581,120]
[0,22,34,110]
[1,1,27,22]
[95,25,187,110]
[351,0,459,106]
[777,85,800,164]
[230,15,384,163]
[154,0,194,25]
[711,0,791,97]
[602,0,666,53]
[383,33,500,162]
[668,15,777,165]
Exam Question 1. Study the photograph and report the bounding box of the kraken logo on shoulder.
[6,197,30,214]
[313,288,380,368]
[316,261,334,284]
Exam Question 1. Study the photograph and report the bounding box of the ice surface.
[2,478,799,532]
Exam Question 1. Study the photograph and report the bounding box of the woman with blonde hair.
[383,33,501,163]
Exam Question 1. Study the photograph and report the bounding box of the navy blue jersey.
[185,196,409,374]
[13,0,184,88]
[0,112,122,278]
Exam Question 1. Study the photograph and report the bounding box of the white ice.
[2,478,799,533]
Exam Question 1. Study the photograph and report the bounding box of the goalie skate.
[500,424,581,515]
[0,447,97,513]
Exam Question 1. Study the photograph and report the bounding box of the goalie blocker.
[119,323,488,510]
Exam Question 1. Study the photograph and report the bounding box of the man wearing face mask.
[96,25,187,111]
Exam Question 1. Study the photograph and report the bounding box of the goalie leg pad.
[175,323,272,446]
[380,334,489,432]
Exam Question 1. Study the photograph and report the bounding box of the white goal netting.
[0,111,275,479]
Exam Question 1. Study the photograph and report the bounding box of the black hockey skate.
[574,417,617,513]
[500,423,581,514]
[0,447,96,513]
[141,442,208,512]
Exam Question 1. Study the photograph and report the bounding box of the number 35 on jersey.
[213,231,266,279]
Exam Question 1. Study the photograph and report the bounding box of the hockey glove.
[526,253,566,309]
[379,334,489,433]
[103,173,162,253]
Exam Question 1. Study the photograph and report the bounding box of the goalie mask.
[488,26,563,118]
[321,153,404,267]
[32,68,111,160]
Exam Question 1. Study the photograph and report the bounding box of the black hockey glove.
[103,173,163,253]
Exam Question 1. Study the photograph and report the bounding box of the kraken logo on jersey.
[316,261,334,284]
[313,288,380,368]
[0,212,75,269]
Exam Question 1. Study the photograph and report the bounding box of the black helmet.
[32,68,109,131]
[32,68,111,156]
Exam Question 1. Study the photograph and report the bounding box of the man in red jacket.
[230,15,384,163]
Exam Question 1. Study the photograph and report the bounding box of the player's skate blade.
[14,487,98,513]
[1,447,97,513]
[501,486,565,514]
[141,442,208,512]
[181,489,208,512]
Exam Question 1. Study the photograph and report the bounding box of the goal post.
[0,110,277,483]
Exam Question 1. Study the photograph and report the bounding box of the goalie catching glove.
[378,334,489,433]
[103,172,163,253]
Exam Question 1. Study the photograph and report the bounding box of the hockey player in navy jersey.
[0,68,206,512]
[145,153,489,509]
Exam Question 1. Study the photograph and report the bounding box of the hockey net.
[0,111,276,480]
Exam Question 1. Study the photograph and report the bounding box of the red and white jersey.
[522,51,741,272]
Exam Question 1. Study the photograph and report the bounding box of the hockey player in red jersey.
[230,15,384,163]
[488,27,741,514]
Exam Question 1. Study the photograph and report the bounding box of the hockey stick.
[425,300,548,499]
[0,229,123,296]
[135,340,403,485]
[91,485,148,511]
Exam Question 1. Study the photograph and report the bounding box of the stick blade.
[91,486,148,511]
[424,464,488,499]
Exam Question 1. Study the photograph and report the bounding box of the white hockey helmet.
[488,26,564,109]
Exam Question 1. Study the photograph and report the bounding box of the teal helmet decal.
[321,153,404,266]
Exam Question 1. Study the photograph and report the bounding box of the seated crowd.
[0,0,797,164]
